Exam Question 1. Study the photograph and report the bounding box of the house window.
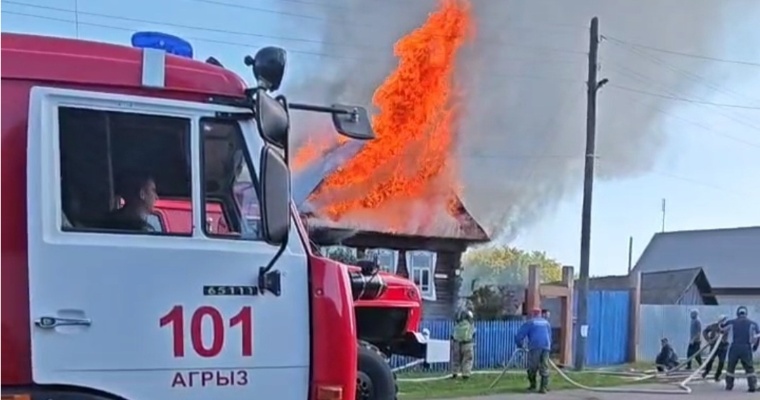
[368,249,398,274]
[407,251,437,301]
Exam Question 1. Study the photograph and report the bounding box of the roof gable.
[581,267,715,305]
[632,226,760,289]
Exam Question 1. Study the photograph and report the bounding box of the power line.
[4,1,589,56]
[608,84,760,110]
[602,62,760,148]
[604,39,760,133]
[1,9,591,79]
[603,35,760,68]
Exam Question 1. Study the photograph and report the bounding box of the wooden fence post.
[561,265,574,366]
[526,264,541,312]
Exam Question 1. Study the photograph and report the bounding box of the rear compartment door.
[26,87,310,400]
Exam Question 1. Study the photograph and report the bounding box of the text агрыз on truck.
[0,32,448,400]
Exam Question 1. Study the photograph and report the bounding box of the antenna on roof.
[74,0,80,38]
[661,198,667,233]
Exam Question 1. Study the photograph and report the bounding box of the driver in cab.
[103,172,158,232]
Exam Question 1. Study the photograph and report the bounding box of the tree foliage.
[323,247,358,265]
[462,245,563,287]
[461,245,563,319]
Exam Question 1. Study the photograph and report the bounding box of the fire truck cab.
[0,32,409,400]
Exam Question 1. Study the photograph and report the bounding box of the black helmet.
[737,306,748,317]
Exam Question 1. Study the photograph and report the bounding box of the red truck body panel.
[1,32,356,396]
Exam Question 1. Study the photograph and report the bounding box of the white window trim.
[407,251,437,301]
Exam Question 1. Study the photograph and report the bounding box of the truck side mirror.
[258,144,290,245]
[256,87,290,148]
[331,104,375,141]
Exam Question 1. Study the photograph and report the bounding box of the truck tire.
[356,341,397,400]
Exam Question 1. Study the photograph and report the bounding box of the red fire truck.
[0,32,446,400]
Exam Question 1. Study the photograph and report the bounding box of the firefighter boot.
[526,372,537,391]
[748,375,757,393]
[724,375,734,391]
[539,375,549,394]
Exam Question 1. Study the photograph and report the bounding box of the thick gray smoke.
[285,0,751,240]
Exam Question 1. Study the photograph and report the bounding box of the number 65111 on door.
[160,305,253,358]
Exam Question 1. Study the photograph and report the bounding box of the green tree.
[461,245,563,319]
[462,245,563,290]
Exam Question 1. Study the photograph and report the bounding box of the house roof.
[632,226,760,289]
[293,139,489,243]
[581,267,716,305]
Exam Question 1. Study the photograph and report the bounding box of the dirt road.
[442,381,757,400]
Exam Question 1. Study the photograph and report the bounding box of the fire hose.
[398,333,751,395]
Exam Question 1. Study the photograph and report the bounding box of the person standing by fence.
[686,309,703,370]
[450,310,475,380]
[701,315,728,381]
[515,308,552,393]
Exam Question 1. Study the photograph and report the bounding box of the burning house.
[291,0,488,318]
[294,141,489,319]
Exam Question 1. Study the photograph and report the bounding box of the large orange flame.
[304,0,472,227]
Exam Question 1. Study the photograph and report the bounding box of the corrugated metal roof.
[632,226,760,289]
[580,267,715,305]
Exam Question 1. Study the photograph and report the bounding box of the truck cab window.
[58,107,191,235]
[201,118,262,240]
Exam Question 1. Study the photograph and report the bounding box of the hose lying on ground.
[400,333,747,395]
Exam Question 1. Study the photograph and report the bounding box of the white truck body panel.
[26,87,310,399]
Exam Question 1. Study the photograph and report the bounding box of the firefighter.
[450,309,475,380]
[515,308,551,393]
[719,306,759,392]
[701,315,728,381]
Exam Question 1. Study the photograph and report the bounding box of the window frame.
[198,117,263,242]
[56,105,193,238]
[32,86,291,253]
[367,248,398,274]
[407,250,437,301]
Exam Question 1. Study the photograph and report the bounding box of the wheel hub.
[356,371,374,400]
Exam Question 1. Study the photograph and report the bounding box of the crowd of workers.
[653,306,758,392]
[452,305,758,394]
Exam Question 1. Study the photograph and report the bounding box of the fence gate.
[574,290,631,366]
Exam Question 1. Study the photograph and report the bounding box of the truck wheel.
[356,341,397,400]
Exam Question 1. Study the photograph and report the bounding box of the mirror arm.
[289,102,355,118]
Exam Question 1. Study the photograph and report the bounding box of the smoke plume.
[287,0,749,240]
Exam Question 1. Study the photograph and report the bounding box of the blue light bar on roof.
[131,31,193,58]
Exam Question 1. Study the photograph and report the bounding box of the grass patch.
[397,371,632,399]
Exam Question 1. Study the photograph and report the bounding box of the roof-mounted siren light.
[131,31,193,58]
[132,32,193,88]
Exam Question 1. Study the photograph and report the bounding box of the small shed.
[581,268,716,305]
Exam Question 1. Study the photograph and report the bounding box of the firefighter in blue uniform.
[515,308,552,393]
[719,306,759,392]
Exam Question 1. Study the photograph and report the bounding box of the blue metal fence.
[391,290,631,371]
[390,320,523,371]
[579,290,631,366]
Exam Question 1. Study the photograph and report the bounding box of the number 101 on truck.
[0,31,420,400]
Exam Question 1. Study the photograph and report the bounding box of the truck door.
[26,87,310,400]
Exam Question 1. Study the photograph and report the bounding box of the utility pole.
[627,236,634,273]
[574,16,607,371]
